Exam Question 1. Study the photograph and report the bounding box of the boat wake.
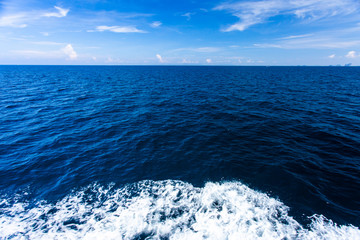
[1,180,359,239]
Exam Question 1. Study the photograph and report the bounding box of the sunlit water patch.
[1,180,359,240]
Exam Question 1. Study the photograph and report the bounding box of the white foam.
[1,180,359,240]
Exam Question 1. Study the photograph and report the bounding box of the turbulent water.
[0,66,359,239]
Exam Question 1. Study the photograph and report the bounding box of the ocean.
[0,66,359,239]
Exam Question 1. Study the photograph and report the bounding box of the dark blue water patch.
[0,66,360,228]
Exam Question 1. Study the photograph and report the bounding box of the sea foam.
[1,180,359,240]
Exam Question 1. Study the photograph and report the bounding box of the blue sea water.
[0,66,359,239]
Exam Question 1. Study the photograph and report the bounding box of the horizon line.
[0,64,358,67]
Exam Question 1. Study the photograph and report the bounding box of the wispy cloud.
[0,14,28,28]
[76,11,154,28]
[109,12,154,19]
[0,6,69,28]
[90,25,146,33]
[254,40,360,49]
[181,59,199,64]
[278,34,314,40]
[12,44,77,60]
[43,6,69,18]
[194,47,220,53]
[150,21,162,28]
[156,54,164,63]
[253,30,360,49]
[328,54,336,59]
[181,12,194,21]
[214,0,360,31]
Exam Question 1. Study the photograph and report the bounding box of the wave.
[1,180,359,240]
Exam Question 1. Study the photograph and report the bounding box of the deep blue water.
[0,66,359,239]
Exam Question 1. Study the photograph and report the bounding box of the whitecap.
[0,180,359,240]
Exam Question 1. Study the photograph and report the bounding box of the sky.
[1,0,360,65]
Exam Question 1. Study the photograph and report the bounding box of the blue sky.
[1,0,360,65]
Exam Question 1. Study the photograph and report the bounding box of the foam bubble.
[1,180,359,239]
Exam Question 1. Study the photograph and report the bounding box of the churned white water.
[1,180,359,240]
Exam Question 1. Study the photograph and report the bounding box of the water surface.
[0,66,359,239]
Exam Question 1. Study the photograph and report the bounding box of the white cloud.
[181,59,199,64]
[328,54,336,58]
[254,33,360,49]
[43,6,69,18]
[0,6,69,28]
[181,12,194,21]
[150,21,162,28]
[0,14,27,28]
[156,54,164,63]
[206,58,212,63]
[346,51,357,58]
[215,0,360,31]
[61,44,77,60]
[92,25,146,33]
[12,44,77,60]
[279,34,314,40]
